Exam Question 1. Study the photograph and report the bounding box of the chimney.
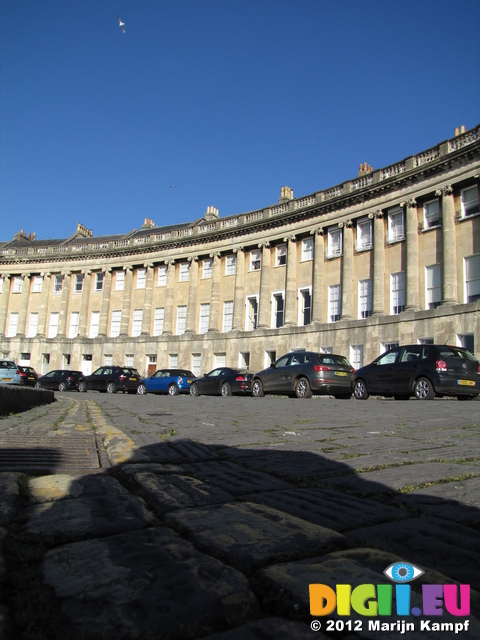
[279,186,294,203]
[76,223,93,238]
[357,162,373,176]
[142,217,155,229]
[205,206,219,221]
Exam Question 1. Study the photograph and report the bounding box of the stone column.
[405,199,420,310]
[57,271,72,337]
[141,263,154,335]
[16,275,31,337]
[98,268,112,337]
[341,221,354,319]
[185,257,199,333]
[312,229,324,323]
[258,243,271,328]
[0,276,12,336]
[208,253,221,332]
[372,211,385,316]
[119,267,133,336]
[438,185,458,305]
[162,260,175,335]
[232,248,245,330]
[284,236,297,326]
[36,273,51,337]
[78,270,92,337]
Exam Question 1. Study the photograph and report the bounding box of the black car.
[35,369,83,391]
[18,365,38,386]
[251,350,354,399]
[189,368,254,396]
[78,366,141,394]
[353,344,480,401]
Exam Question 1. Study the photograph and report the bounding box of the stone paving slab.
[165,501,346,571]
[179,460,292,495]
[42,526,259,639]
[345,516,480,587]
[0,473,20,526]
[315,462,480,494]
[28,473,132,502]
[243,487,410,532]
[122,470,236,513]
[23,493,156,540]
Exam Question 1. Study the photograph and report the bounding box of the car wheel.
[414,377,435,400]
[58,381,67,392]
[189,383,199,397]
[78,381,87,393]
[295,377,312,399]
[106,382,117,394]
[168,384,179,396]
[353,379,369,400]
[137,383,147,395]
[221,382,232,396]
[251,379,264,397]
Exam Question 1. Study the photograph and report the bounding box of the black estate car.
[189,368,254,396]
[35,369,83,391]
[78,366,141,394]
[353,344,480,401]
[251,350,354,399]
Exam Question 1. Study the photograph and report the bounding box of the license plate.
[187,379,192,383]
[28,377,34,380]
[335,371,347,377]
[457,379,475,386]
[1,378,13,382]
[129,377,137,381]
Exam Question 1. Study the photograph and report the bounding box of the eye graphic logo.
[384,562,424,583]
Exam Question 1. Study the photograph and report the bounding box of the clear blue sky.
[1,0,479,242]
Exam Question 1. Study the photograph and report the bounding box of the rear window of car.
[437,347,477,362]
[0,361,16,369]
[316,354,351,366]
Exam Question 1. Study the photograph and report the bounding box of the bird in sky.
[117,16,125,33]
[170,185,178,189]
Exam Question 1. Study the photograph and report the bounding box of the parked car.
[353,344,480,401]
[78,366,141,394]
[35,369,83,391]
[251,350,355,399]
[17,365,38,386]
[189,368,254,396]
[0,360,22,385]
[137,369,195,396]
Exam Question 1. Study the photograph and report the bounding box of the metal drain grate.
[0,434,110,473]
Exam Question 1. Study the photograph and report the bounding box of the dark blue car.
[137,369,194,396]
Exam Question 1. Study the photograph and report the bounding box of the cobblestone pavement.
[0,393,479,639]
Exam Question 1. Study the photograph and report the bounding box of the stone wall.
[0,386,55,416]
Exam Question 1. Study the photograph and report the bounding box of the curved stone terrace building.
[1,125,479,378]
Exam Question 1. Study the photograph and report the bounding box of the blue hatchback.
[137,369,194,396]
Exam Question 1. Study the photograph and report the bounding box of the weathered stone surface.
[42,527,258,639]
[201,617,321,639]
[0,473,20,526]
[28,473,131,503]
[316,462,480,495]
[165,502,346,571]
[244,487,409,532]
[124,470,235,513]
[0,527,6,584]
[346,516,480,586]
[169,439,220,462]
[180,461,292,495]
[23,494,156,539]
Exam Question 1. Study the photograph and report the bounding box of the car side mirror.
[270,363,275,368]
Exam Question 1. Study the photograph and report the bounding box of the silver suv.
[251,350,354,399]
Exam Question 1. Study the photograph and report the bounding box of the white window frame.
[249,250,261,271]
[7,312,19,337]
[199,303,210,334]
[271,291,285,328]
[425,264,441,309]
[328,284,341,322]
[387,207,405,243]
[169,353,179,368]
[157,265,167,286]
[245,295,259,330]
[460,186,479,218]
[74,274,84,293]
[327,228,343,258]
[153,308,164,336]
[110,310,121,337]
[214,353,226,368]
[94,272,104,292]
[115,270,125,291]
[104,354,113,367]
[465,254,480,303]
[136,268,146,289]
[391,272,405,314]
[202,259,212,279]
[89,311,100,338]
[298,287,312,326]
[132,309,143,337]
[358,279,372,319]
[12,277,23,293]
[225,254,236,275]
[32,276,43,293]
[423,198,441,229]
[350,345,364,370]
[192,354,202,377]
[276,244,286,267]
[179,263,190,282]
[48,312,59,338]
[356,218,373,251]
[176,305,187,335]
[69,312,79,339]
[301,237,313,261]
[27,312,38,338]
[223,301,233,333]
